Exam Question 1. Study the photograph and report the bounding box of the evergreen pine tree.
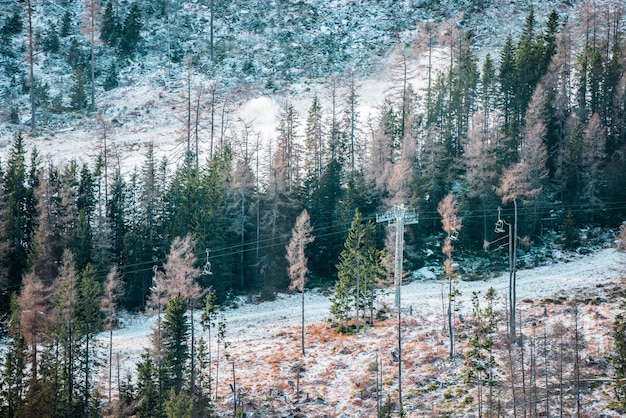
[60,11,74,37]
[499,35,517,142]
[308,158,343,283]
[42,22,60,53]
[136,350,160,418]
[330,209,381,333]
[70,65,88,110]
[162,295,189,395]
[67,37,84,67]
[76,263,103,416]
[103,62,119,91]
[164,388,193,418]
[2,133,38,295]
[119,2,142,58]
[0,294,28,417]
[100,0,120,47]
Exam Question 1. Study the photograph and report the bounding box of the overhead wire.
[90,199,626,281]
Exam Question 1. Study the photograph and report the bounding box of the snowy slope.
[0,0,587,174]
[102,246,626,415]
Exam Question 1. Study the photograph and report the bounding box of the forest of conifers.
[1,0,626,416]
[1,4,625,308]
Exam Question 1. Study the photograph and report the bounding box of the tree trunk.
[190,302,196,396]
[448,274,454,361]
[398,304,403,415]
[512,198,518,337]
[84,332,90,418]
[26,0,36,129]
[301,288,305,356]
[109,328,113,402]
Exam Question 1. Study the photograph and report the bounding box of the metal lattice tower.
[376,204,418,307]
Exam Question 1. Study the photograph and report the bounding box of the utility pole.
[492,206,517,337]
[376,204,418,307]
[376,204,418,416]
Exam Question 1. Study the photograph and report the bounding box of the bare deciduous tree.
[18,272,51,379]
[160,235,203,395]
[286,209,314,357]
[438,193,463,361]
[495,161,541,337]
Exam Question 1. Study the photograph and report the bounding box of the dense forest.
[1,0,626,416]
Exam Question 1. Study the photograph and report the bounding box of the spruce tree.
[103,62,119,91]
[60,11,74,37]
[330,209,381,333]
[101,265,123,403]
[2,133,37,295]
[0,295,28,417]
[76,264,103,416]
[70,65,88,110]
[119,2,142,58]
[100,0,120,47]
[136,350,160,418]
[499,35,517,141]
[162,295,189,395]
[308,158,343,283]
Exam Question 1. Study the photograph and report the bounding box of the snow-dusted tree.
[160,235,203,397]
[81,0,101,110]
[304,95,326,183]
[342,72,363,173]
[438,193,463,361]
[101,265,124,402]
[100,0,120,47]
[118,2,141,58]
[286,209,315,356]
[24,0,36,129]
[274,101,303,194]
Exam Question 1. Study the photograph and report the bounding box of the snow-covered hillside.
[0,0,586,173]
[104,246,626,416]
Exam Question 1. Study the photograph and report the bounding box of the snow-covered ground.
[100,249,626,416]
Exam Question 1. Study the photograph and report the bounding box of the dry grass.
[212,279,626,417]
